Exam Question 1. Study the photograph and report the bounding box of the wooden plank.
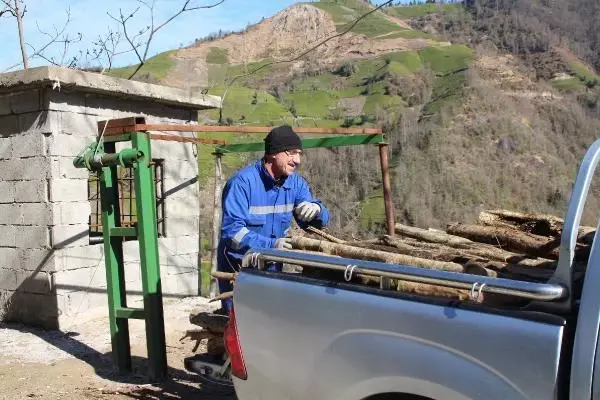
[148,133,228,145]
[105,123,383,135]
[98,117,145,134]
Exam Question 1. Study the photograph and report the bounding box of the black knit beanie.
[264,125,303,155]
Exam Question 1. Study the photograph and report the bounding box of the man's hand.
[274,237,292,249]
[294,202,321,222]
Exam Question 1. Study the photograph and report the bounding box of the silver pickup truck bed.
[227,138,600,400]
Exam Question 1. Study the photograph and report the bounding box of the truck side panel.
[233,272,565,400]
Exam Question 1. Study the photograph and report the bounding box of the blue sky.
[0,0,309,71]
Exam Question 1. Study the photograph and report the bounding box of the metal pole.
[131,132,167,382]
[378,143,395,236]
[210,153,224,298]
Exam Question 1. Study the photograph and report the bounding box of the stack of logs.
[183,209,595,356]
[294,209,595,305]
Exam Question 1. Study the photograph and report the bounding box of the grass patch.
[422,72,467,117]
[551,77,586,92]
[206,47,229,64]
[363,93,405,115]
[360,193,386,229]
[108,50,176,81]
[379,30,440,40]
[338,12,401,37]
[309,2,357,24]
[418,44,473,75]
[204,87,291,124]
[384,3,461,19]
[283,90,339,118]
[568,60,600,85]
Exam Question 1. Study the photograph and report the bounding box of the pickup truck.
[205,139,600,400]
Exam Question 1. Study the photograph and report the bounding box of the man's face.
[271,149,302,177]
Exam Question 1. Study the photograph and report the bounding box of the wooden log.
[446,222,560,259]
[209,291,233,303]
[306,226,346,244]
[395,281,476,302]
[179,328,221,353]
[479,209,596,241]
[211,271,237,281]
[189,311,229,333]
[289,236,466,273]
[395,223,474,246]
[382,235,555,269]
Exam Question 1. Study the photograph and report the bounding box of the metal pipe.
[243,249,567,302]
[209,153,224,298]
[378,143,395,236]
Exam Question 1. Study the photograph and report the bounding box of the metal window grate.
[89,159,166,243]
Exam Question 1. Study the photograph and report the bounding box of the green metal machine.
[73,118,389,383]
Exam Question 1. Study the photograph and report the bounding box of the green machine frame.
[73,117,392,382]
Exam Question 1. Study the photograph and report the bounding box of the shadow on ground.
[1,322,237,400]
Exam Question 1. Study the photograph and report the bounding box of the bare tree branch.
[218,0,393,123]
[109,0,225,79]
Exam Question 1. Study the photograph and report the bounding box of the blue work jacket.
[217,159,330,271]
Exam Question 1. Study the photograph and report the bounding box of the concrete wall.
[0,67,219,329]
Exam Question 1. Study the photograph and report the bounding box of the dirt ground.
[0,296,237,400]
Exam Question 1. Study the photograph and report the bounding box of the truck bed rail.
[243,249,567,302]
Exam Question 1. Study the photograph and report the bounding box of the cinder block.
[20,202,52,225]
[47,133,95,157]
[20,248,56,272]
[52,201,90,225]
[59,111,98,136]
[166,216,200,237]
[56,291,108,320]
[0,137,11,159]
[164,273,198,296]
[14,179,48,203]
[175,235,200,255]
[0,204,22,225]
[55,246,103,271]
[43,89,87,113]
[0,268,17,290]
[15,270,52,294]
[0,290,59,329]
[123,240,141,262]
[51,156,89,179]
[153,141,197,161]
[49,179,88,202]
[16,225,50,249]
[165,258,198,276]
[0,182,15,204]
[0,225,16,247]
[164,177,200,199]
[51,224,89,248]
[18,111,60,135]
[0,158,51,181]
[165,160,198,181]
[0,97,10,116]
[10,132,46,158]
[0,248,19,269]
[124,262,142,284]
[0,115,19,136]
[8,89,42,114]
[52,267,106,293]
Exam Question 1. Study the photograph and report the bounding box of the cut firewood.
[180,328,221,353]
[395,223,474,246]
[189,311,229,333]
[395,281,476,302]
[211,271,237,281]
[209,291,233,303]
[446,222,560,259]
[382,235,555,270]
[479,209,596,241]
[290,236,471,274]
[306,226,346,244]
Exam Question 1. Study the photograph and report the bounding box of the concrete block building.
[0,66,220,329]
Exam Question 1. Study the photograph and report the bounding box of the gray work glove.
[294,202,321,222]
[274,237,292,249]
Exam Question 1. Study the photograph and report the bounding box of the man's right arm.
[221,179,276,252]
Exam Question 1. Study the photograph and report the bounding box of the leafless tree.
[1,0,29,69]
[108,0,225,79]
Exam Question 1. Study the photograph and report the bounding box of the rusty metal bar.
[148,133,228,145]
[378,143,395,236]
[102,123,383,136]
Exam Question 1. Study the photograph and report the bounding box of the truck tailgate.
[232,271,566,400]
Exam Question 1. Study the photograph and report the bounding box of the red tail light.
[224,307,248,380]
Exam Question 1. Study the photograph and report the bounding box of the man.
[216,125,330,312]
